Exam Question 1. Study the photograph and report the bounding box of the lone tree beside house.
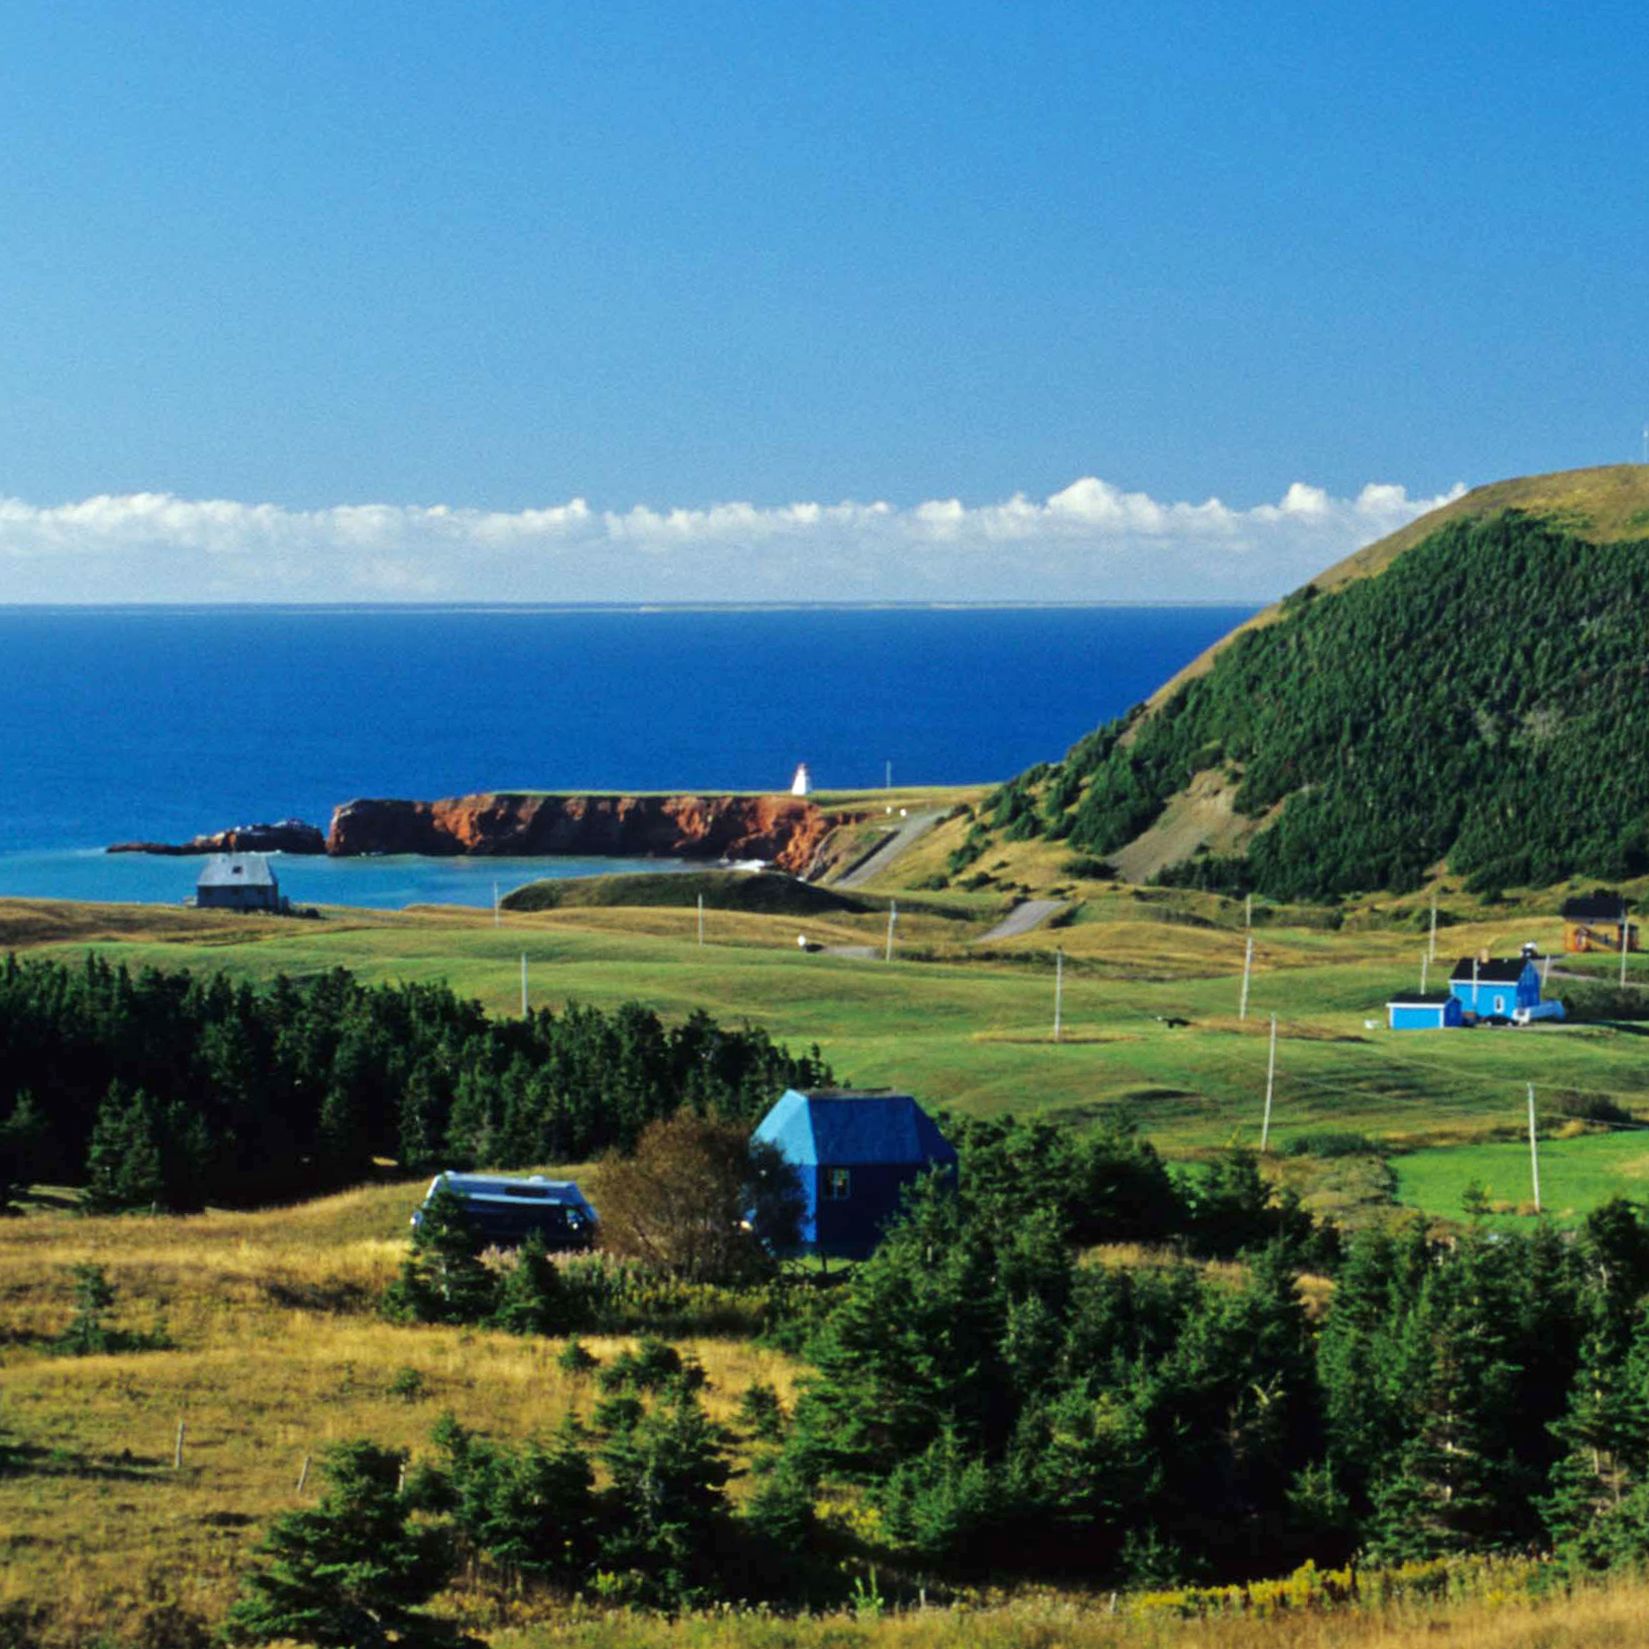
[598,1113,802,1285]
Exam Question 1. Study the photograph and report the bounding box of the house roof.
[1388,992,1456,1006]
[1449,957,1531,984]
[197,853,277,889]
[1561,894,1630,922]
[753,1088,957,1168]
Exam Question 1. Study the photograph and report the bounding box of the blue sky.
[0,1,1642,600]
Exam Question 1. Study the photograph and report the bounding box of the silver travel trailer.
[412,1171,598,1249]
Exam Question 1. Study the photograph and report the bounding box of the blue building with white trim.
[1447,956,1565,1024]
[752,1088,957,1258]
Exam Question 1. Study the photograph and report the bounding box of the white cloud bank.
[0,477,1466,604]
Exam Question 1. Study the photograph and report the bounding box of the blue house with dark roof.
[752,1088,957,1258]
[1448,956,1565,1023]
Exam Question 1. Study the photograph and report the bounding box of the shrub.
[556,1336,598,1376]
[1061,855,1116,880]
[490,1232,581,1336]
[388,1366,426,1402]
[1284,1131,1382,1159]
[598,1114,802,1286]
[382,1184,496,1326]
[597,1336,704,1395]
[736,1381,787,1442]
[223,1440,466,1649]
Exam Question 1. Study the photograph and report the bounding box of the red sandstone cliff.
[325,794,838,875]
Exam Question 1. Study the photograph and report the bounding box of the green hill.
[500,868,972,921]
[984,465,1649,900]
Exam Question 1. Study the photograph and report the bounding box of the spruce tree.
[384,1184,496,1325]
[58,1263,116,1355]
[82,1083,166,1213]
[490,1232,576,1337]
[598,1387,731,1602]
[425,1414,595,1586]
[224,1440,468,1649]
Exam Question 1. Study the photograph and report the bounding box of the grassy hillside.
[9,883,1649,1219]
[1147,463,1649,708]
[500,868,971,922]
[970,491,1649,900]
[7,1174,1649,1644]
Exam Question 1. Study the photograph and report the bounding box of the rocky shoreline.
[107,793,843,878]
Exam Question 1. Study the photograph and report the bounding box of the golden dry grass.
[488,1579,1649,1649]
[0,1179,797,1641]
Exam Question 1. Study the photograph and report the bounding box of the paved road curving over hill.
[975,898,1067,944]
[836,809,944,888]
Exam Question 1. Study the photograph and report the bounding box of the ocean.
[0,605,1252,907]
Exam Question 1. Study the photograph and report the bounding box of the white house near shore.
[193,853,287,913]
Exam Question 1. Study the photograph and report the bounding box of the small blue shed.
[752,1088,957,1258]
[1449,956,1564,1023]
[1388,991,1465,1031]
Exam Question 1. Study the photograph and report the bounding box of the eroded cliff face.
[325,793,838,874]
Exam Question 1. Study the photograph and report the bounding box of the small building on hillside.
[752,1087,957,1258]
[790,762,812,797]
[1449,955,1565,1024]
[194,853,287,913]
[1560,894,1638,955]
[1387,991,1465,1031]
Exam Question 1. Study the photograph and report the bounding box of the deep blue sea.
[0,605,1252,907]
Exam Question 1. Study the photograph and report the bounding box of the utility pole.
[697,893,705,947]
[1261,1014,1278,1151]
[1527,1082,1541,1214]
[1053,948,1064,1043]
[885,901,898,963]
[1420,952,1429,994]
[1428,892,1439,963]
[1245,892,1253,930]
[492,882,500,927]
[885,759,893,790]
[520,953,528,1017]
[1621,905,1631,989]
[1239,935,1254,1021]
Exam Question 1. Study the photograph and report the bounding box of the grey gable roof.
[197,853,278,888]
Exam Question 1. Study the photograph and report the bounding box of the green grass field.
[1393,1127,1649,1225]
[9,875,1649,1221]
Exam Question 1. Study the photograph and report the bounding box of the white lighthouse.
[790,762,812,797]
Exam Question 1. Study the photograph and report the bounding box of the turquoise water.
[0,848,690,909]
[0,604,1252,908]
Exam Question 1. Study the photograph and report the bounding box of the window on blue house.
[1494,995,1505,1015]
[825,1167,852,1201]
